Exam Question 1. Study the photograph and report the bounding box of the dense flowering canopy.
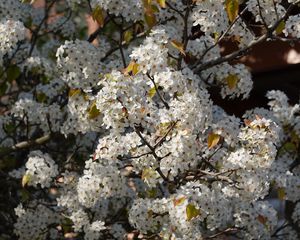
[1,0,300,239]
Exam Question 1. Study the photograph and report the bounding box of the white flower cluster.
[231,18,255,47]
[192,0,229,35]
[130,27,169,74]
[91,0,144,22]
[284,14,300,39]
[267,90,300,136]
[14,204,60,240]
[247,0,286,27]
[61,92,102,135]
[234,201,278,239]
[77,159,128,208]
[12,98,63,134]
[36,79,65,100]
[218,63,253,99]
[56,40,107,90]
[0,0,30,20]
[128,198,169,234]
[1,1,300,239]
[10,151,58,188]
[48,16,76,38]
[21,56,56,79]
[0,19,26,64]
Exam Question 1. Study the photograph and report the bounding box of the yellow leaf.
[225,74,239,89]
[275,20,285,35]
[278,187,285,201]
[214,32,220,42]
[173,196,186,206]
[123,61,139,76]
[122,107,128,117]
[147,209,154,218]
[186,204,201,221]
[207,133,221,149]
[148,87,157,98]
[225,0,239,23]
[132,62,139,75]
[143,0,157,28]
[144,12,157,28]
[88,101,101,119]
[151,4,160,13]
[244,119,252,126]
[171,40,186,56]
[92,6,105,27]
[257,215,268,227]
[69,88,81,97]
[157,0,166,8]
[22,174,31,187]
[142,168,156,180]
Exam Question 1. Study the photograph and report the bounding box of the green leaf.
[283,142,297,152]
[20,189,30,202]
[36,92,47,103]
[0,82,8,95]
[61,218,74,234]
[148,87,157,98]
[186,204,201,221]
[6,65,21,82]
[225,0,239,23]
[3,123,15,134]
[278,187,285,201]
[88,101,101,119]
[0,154,16,170]
[147,188,157,198]
[275,20,285,35]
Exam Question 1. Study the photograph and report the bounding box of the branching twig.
[192,2,297,73]
[29,0,56,57]
[205,227,239,239]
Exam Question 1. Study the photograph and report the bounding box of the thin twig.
[0,134,51,158]
[147,73,170,109]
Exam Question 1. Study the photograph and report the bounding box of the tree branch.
[0,134,51,158]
